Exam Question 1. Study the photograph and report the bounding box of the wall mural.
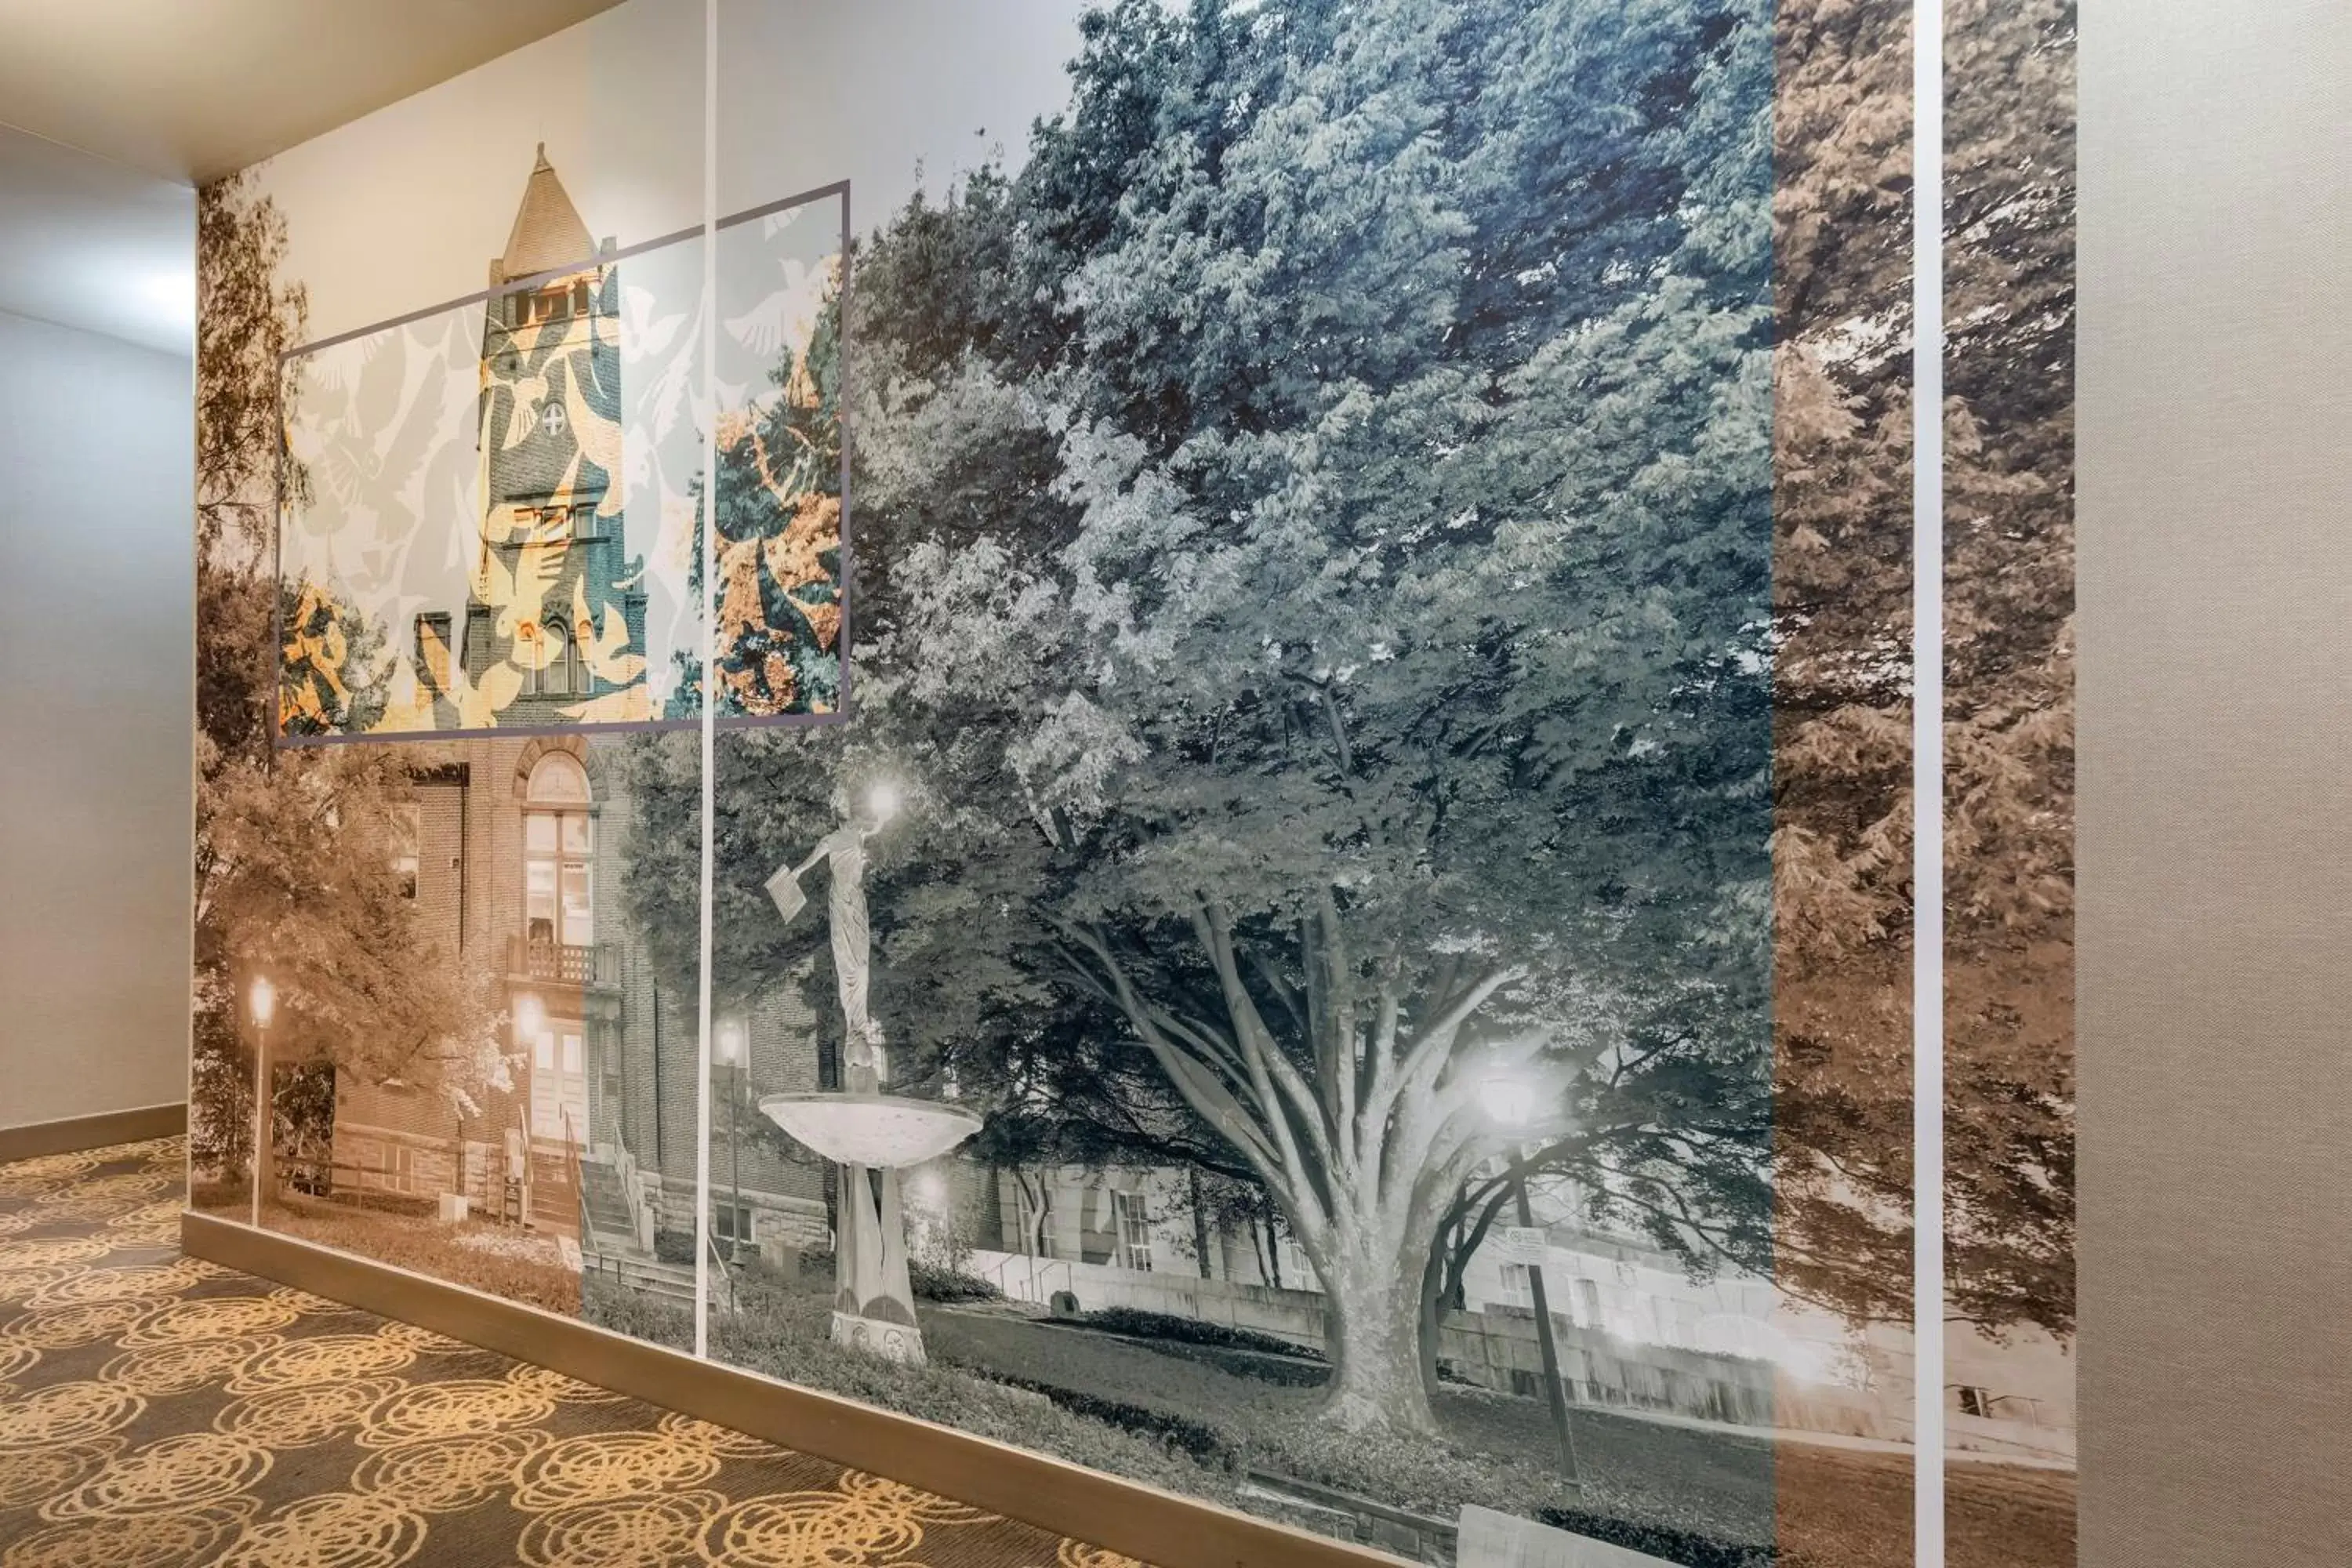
[1943,1,2078,1559]
[186,1,2076,1564]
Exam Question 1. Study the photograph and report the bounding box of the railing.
[506,935,616,986]
[708,1228,738,1316]
[561,1107,588,1240]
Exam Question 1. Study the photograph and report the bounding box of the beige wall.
[2079,3,2352,1563]
[0,308,192,1130]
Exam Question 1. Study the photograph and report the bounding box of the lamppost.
[716,1015,747,1263]
[249,976,276,1210]
[1479,1073,1583,1492]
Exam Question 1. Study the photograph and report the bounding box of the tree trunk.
[1319,1240,1440,1435]
[1417,1238,1447,1401]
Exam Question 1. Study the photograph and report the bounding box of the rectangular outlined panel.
[276,229,710,742]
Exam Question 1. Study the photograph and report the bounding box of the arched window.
[523,752,593,951]
[539,618,572,695]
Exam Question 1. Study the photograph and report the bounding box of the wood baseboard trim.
[180,1211,1398,1568]
[0,1102,186,1164]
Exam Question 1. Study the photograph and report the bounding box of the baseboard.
[0,1102,186,1163]
[180,1211,1399,1568]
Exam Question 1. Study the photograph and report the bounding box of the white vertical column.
[691,0,721,1363]
[1911,0,1947,1562]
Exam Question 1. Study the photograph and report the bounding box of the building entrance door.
[531,1026,589,1145]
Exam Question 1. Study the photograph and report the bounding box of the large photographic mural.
[187,1,2076,1563]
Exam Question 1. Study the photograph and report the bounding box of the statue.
[762,786,947,1363]
[768,813,890,1089]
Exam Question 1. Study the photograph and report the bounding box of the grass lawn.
[403,1250,2072,1568]
[924,1307,1775,1551]
[926,1308,2074,1568]
[260,1192,580,1316]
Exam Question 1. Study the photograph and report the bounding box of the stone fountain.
[757,793,980,1364]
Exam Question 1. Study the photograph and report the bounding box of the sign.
[1498,1225,1548,1265]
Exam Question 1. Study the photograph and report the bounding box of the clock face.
[540,402,567,437]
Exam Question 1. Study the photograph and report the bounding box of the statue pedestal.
[831,1158,926,1364]
[830,1308,925,1363]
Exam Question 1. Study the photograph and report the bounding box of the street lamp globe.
[249,975,276,1029]
[514,993,545,1040]
[716,1017,746,1067]
[867,780,902,824]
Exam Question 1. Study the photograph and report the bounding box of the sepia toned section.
[1770,0,1920,1562]
[1945,0,2078,1562]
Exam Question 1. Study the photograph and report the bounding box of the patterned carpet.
[0,1138,1148,1568]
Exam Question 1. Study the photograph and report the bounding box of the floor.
[0,1138,1148,1568]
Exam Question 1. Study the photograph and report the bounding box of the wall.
[0,307,192,1130]
[176,3,2089,1564]
[2080,3,2352,1565]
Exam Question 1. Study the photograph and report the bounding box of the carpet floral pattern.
[0,1139,1152,1568]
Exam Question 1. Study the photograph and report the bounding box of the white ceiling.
[0,0,622,353]
[0,0,624,183]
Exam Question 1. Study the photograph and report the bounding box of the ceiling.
[0,127,193,354]
[0,0,624,184]
[0,0,621,352]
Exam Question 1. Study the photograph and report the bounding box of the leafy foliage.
[1766,0,1918,1324]
[1942,0,2076,1338]
[630,0,1782,1434]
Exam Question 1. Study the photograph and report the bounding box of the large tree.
[632,0,1780,1436]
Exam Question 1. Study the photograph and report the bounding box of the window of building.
[1112,1190,1153,1272]
[389,803,420,899]
[1576,1277,1602,1326]
[413,612,452,688]
[532,619,570,696]
[1499,1263,1535,1310]
[524,753,593,949]
[572,280,591,314]
[713,1200,753,1246]
[540,401,567,437]
[1953,1385,1994,1419]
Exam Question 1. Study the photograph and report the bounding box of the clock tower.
[439,144,648,727]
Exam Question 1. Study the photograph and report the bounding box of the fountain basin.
[756,1092,983,1169]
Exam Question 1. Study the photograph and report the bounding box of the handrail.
[706,1227,737,1316]
[561,1105,588,1240]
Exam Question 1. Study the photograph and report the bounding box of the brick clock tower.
[423,144,648,729]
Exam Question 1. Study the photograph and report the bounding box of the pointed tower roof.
[497,144,594,281]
